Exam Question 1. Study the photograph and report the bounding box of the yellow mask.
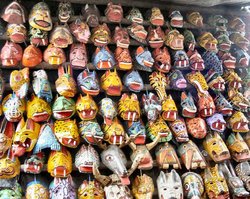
[101,69,122,96]
[78,180,104,199]
[186,71,208,94]
[229,111,249,133]
[198,32,218,51]
[0,153,20,179]
[26,181,49,199]
[132,174,154,199]
[76,94,98,120]
[161,95,178,121]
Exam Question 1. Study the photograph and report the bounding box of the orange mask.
[22,45,42,67]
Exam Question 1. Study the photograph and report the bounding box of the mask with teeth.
[157,170,183,199]
[155,142,181,169]
[186,117,207,139]
[128,23,148,45]
[58,2,74,23]
[126,8,143,24]
[135,46,154,71]
[152,47,171,73]
[2,94,25,122]
[27,95,52,122]
[43,44,66,65]
[229,111,249,133]
[26,181,49,199]
[132,174,154,199]
[148,7,164,26]
[32,69,53,103]
[29,27,48,46]
[229,17,245,32]
[230,32,249,51]
[203,51,223,75]
[105,2,123,23]
[69,18,90,43]
[219,52,236,69]
[76,94,98,121]
[168,69,187,90]
[78,180,104,199]
[147,26,165,48]
[217,34,232,52]
[52,96,76,120]
[173,50,190,69]
[231,45,249,68]
[0,119,14,159]
[203,132,230,162]
[100,70,122,96]
[123,70,144,92]
[49,175,76,199]
[54,120,80,148]
[115,47,132,70]
[118,93,141,122]
[208,15,228,31]
[91,23,111,47]
[223,70,242,90]
[92,46,115,70]
[187,12,203,27]
[146,116,172,143]
[169,116,189,142]
[47,147,72,178]
[197,92,215,118]
[7,24,27,43]
[70,43,88,69]
[198,32,218,52]
[205,70,225,92]
[206,113,226,132]
[2,1,26,24]
[12,118,40,156]
[183,30,196,52]
[188,50,205,71]
[1,41,23,67]
[228,89,250,112]
[178,140,207,170]
[125,120,146,145]
[214,93,233,116]
[169,10,184,28]
[102,117,125,145]
[113,26,130,49]
[161,95,178,121]
[75,144,100,173]
[165,29,184,50]
[227,133,250,162]
[50,25,73,49]
[98,98,117,125]
[235,162,250,191]
[82,4,100,28]
[29,2,52,31]
[181,92,197,118]
[0,182,22,199]
[23,153,45,174]
[182,172,204,199]
[22,45,43,68]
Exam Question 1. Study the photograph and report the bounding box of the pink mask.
[1,41,23,67]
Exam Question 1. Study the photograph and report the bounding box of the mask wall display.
[126,8,143,24]
[6,23,27,43]
[105,2,123,23]
[132,174,154,199]
[43,44,66,65]
[113,26,130,48]
[123,71,143,93]
[186,117,207,139]
[187,11,203,27]
[152,47,171,73]
[82,4,101,28]
[128,23,148,45]
[147,26,165,48]
[235,161,250,191]
[0,119,14,159]
[29,2,52,31]
[101,70,122,96]
[1,41,23,67]
[78,179,104,199]
[57,2,74,23]
[115,47,132,70]
[91,23,111,47]
[98,97,117,125]
[92,46,115,70]
[26,181,49,199]
[22,45,42,67]
[169,10,183,28]
[29,27,48,46]
[165,29,184,50]
[135,46,154,71]
[157,170,183,199]
[70,18,90,43]
[50,25,73,48]
[181,92,197,118]
[70,43,88,69]
[0,182,22,199]
[198,32,218,51]
[2,1,26,24]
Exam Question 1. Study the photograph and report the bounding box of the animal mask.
[206,113,226,132]
[135,46,154,71]
[27,95,51,122]
[115,47,132,70]
[2,94,25,122]
[146,116,172,143]
[169,116,189,142]
[181,92,197,118]
[23,153,45,174]
[169,10,183,28]
[79,120,104,144]
[187,12,203,27]
[75,144,100,173]
[219,52,236,69]
[203,165,229,199]
[98,97,117,125]
[33,123,61,154]
[203,51,223,75]
[141,92,162,122]
[214,93,233,116]
[54,119,80,148]
[197,92,216,118]
[47,147,72,177]
[128,23,147,44]
[188,50,205,71]
[22,45,42,67]
[147,26,165,48]
[58,2,74,23]
[104,185,133,199]
[102,117,125,145]
[228,89,250,112]
[223,70,242,90]
[132,174,154,199]
[168,70,187,90]
[12,118,40,156]
[229,17,245,32]
[32,69,53,103]
[76,94,98,120]
[230,33,249,51]
[92,46,115,70]
[231,45,249,68]
[82,4,100,28]
[183,30,196,51]
[152,47,171,73]
[198,32,218,51]
[43,44,66,65]
[0,152,20,179]
[29,27,48,46]
[125,120,146,145]
[78,180,104,199]
[50,25,73,48]
[2,1,26,24]
[0,182,22,199]
[162,95,178,121]
[70,43,88,69]
[148,7,164,26]
[173,50,190,69]
[203,132,230,162]
[217,34,231,52]
[70,18,90,43]
[1,41,23,67]
[123,70,143,92]
[165,29,184,50]
[101,70,122,96]
[235,161,250,191]
[10,67,29,99]
[52,96,75,120]
[77,70,100,96]
[113,26,130,48]
[55,65,77,97]
[7,24,27,43]
[105,2,123,23]
[155,142,181,169]
[0,119,14,159]
[157,170,183,199]
[205,70,225,92]
[178,140,206,170]
[91,24,111,47]
[186,117,207,139]
[29,2,52,31]
[208,15,228,31]
[26,181,49,199]
[227,133,250,162]
[228,111,249,133]
[126,8,143,24]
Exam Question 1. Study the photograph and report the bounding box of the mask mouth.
[233,122,249,132]
[12,138,32,156]
[53,166,69,177]
[10,32,25,43]
[79,109,96,120]
[32,111,50,122]
[78,164,93,173]
[175,79,187,89]
[162,111,177,121]
[80,85,100,96]
[131,17,143,24]
[110,135,124,145]
[61,137,78,148]
[48,56,62,65]
[200,108,214,117]
[211,122,226,131]
[2,58,18,66]
[31,38,48,46]
[233,150,250,161]
[106,86,121,96]
[34,19,51,28]
[24,161,43,174]
[205,42,217,51]
[229,81,242,90]
[212,150,230,161]
[117,40,129,48]
[239,57,249,67]
[53,110,74,120]
[156,63,171,73]
[191,61,205,70]
[84,134,103,144]
[143,60,154,68]
[128,81,143,92]
[129,134,146,145]
[219,43,231,51]
[171,19,184,27]
[124,111,139,121]
[94,38,108,46]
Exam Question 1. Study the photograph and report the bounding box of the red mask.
[1,41,23,67]
[22,45,43,67]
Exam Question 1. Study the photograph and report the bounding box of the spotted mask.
[98,97,117,125]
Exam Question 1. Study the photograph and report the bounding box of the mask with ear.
[50,25,73,48]
[197,92,216,118]
[26,181,49,199]
[113,26,130,49]
[92,46,115,70]
[152,47,171,73]
[23,153,45,174]
[105,2,123,23]
[100,70,122,96]
[82,4,101,28]
[135,46,154,71]
[206,113,226,132]
[147,26,165,48]
[58,2,74,23]
[91,23,111,47]
[181,92,197,118]
[70,18,90,43]
[115,47,132,70]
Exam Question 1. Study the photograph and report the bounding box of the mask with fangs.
[188,50,205,71]
[228,89,250,112]
[197,92,216,118]
[231,45,249,68]
[165,29,184,50]
[205,69,225,92]
[23,153,45,174]
[113,26,130,49]
[1,41,23,67]
[218,52,236,70]
[125,119,146,145]
[100,70,122,96]
[161,95,178,121]
[168,115,189,142]
[206,113,226,132]
[217,34,232,52]
[181,92,197,118]
[183,30,196,52]
[29,27,48,46]
[92,46,115,70]
[152,47,171,73]
[228,111,249,133]
[214,93,233,116]
[186,71,208,94]
[223,70,242,90]
[98,97,117,125]
[91,23,111,47]
[173,50,190,69]
[198,32,218,52]
[43,44,66,66]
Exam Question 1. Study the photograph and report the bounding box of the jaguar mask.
[205,70,225,92]
[228,89,250,112]
[123,70,143,92]
[29,2,52,31]
[152,47,171,73]
[6,23,27,43]
[113,26,130,48]
[0,182,22,199]
[77,70,100,96]
[50,25,73,48]
[105,2,123,23]
[126,8,143,24]
[197,92,216,118]
[132,174,154,199]
[203,51,223,75]
[186,117,207,139]
[92,46,115,70]
[101,70,122,96]
[187,12,203,27]
[22,45,42,67]
[178,140,207,170]
[157,170,183,199]
[181,92,197,118]
[29,27,48,46]
[75,144,100,173]
[43,44,66,65]
[203,132,230,162]
[198,32,218,51]
[169,116,189,142]
[125,120,146,145]
[69,18,90,43]
[54,119,80,148]
[169,10,183,28]
[173,50,190,69]
[165,29,184,50]
[78,180,104,199]
[52,96,76,120]
[229,111,249,133]
[91,23,111,47]
[70,43,88,69]
[161,95,178,121]
[115,47,132,70]
[135,46,154,71]
[206,113,226,132]
[98,97,117,125]
[147,26,165,48]
[0,119,14,159]
[168,69,187,90]
[2,1,26,24]
[57,2,74,23]
[128,23,147,45]
[26,181,49,199]
[223,70,242,90]
[214,93,233,116]
[82,4,101,28]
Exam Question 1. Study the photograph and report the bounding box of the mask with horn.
[91,23,111,47]
[134,46,154,71]
[69,18,90,43]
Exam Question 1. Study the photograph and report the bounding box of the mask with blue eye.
[123,70,144,92]
[125,120,146,145]
[168,69,187,90]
